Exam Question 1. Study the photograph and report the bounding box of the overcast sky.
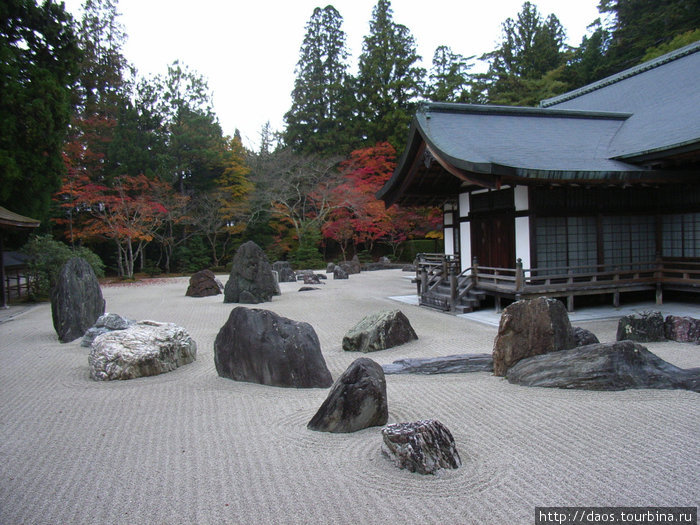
[61,0,602,150]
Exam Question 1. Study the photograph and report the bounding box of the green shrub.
[21,235,105,300]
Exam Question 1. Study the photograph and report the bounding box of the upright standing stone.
[224,241,280,304]
[492,297,575,376]
[616,311,666,342]
[214,307,333,388]
[307,358,388,433]
[51,257,105,343]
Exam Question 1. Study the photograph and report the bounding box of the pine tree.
[426,46,474,103]
[0,0,80,222]
[356,0,425,149]
[283,6,355,156]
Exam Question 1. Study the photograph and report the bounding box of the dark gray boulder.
[326,263,335,273]
[383,354,493,375]
[186,269,223,297]
[616,311,666,342]
[381,419,461,475]
[51,257,106,343]
[573,326,600,347]
[224,241,280,304]
[507,340,700,392]
[272,261,296,283]
[664,315,700,344]
[302,273,322,285]
[214,307,332,388]
[81,313,135,347]
[298,286,319,292]
[340,256,361,275]
[333,266,348,280]
[307,358,388,433]
[343,309,418,353]
[492,297,575,376]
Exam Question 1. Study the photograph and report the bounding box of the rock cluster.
[272,261,296,283]
[381,419,461,475]
[88,320,197,381]
[186,269,223,297]
[492,297,575,376]
[224,241,280,304]
[307,358,388,433]
[214,307,332,388]
[333,266,348,280]
[51,257,106,343]
[343,309,417,353]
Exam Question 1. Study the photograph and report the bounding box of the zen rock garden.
[51,251,699,477]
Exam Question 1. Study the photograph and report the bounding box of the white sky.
[61,0,602,150]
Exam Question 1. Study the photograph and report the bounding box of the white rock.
[89,320,197,381]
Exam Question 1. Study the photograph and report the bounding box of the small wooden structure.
[0,206,40,308]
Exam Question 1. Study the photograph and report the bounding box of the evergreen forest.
[2,0,698,286]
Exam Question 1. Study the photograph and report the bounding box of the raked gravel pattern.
[1,270,698,524]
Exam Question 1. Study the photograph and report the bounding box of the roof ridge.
[540,40,700,107]
[421,102,630,120]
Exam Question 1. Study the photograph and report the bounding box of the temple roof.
[379,42,700,207]
[0,206,41,230]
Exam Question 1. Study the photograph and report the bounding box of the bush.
[22,235,105,300]
[290,227,325,270]
[173,236,212,274]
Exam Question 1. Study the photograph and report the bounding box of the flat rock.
[51,257,106,343]
[224,241,280,304]
[381,419,461,475]
[88,321,197,381]
[507,340,700,392]
[343,309,417,353]
[81,313,135,347]
[307,358,388,433]
[616,311,665,342]
[214,307,332,388]
[186,269,223,297]
[492,297,575,376]
[383,354,493,375]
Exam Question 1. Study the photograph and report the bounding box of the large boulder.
[343,309,418,353]
[616,311,666,342]
[214,307,333,388]
[81,313,135,347]
[88,320,197,381]
[272,261,296,283]
[664,315,700,344]
[383,354,493,375]
[507,340,700,392]
[307,358,388,433]
[381,419,461,475]
[186,269,223,297]
[492,297,575,376]
[51,257,106,343]
[224,241,280,304]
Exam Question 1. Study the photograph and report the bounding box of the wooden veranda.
[415,253,700,314]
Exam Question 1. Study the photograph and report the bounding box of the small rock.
[272,261,296,283]
[616,311,666,342]
[381,419,461,475]
[298,286,318,292]
[81,313,135,347]
[186,269,223,297]
[307,358,388,433]
[333,266,348,280]
[573,326,600,346]
[664,315,700,344]
[326,263,336,273]
[343,309,418,353]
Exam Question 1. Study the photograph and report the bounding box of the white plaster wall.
[444,227,454,255]
[458,192,470,218]
[514,185,529,211]
[515,216,531,269]
[460,224,471,271]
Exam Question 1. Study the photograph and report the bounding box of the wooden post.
[613,266,620,307]
[0,233,7,309]
[515,258,524,292]
[472,257,479,287]
[420,267,428,295]
[655,254,663,305]
[495,296,502,313]
[449,265,458,313]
